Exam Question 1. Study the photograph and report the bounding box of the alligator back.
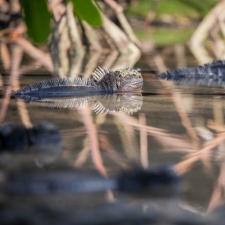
[156,60,225,86]
[11,77,100,97]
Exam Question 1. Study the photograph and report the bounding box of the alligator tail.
[156,60,225,86]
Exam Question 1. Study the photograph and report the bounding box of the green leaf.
[19,0,51,45]
[69,0,102,26]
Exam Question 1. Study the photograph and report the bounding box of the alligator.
[12,67,143,97]
[156,60,225,86]
[1,164,180,195]
[0,201,221,225]
[0,122,61,151]
[15,93,143,114]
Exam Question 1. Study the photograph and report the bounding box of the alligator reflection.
[14,93,143,115]
[0,122,61,167]
[1,165,180,195]
[1,200,224,225]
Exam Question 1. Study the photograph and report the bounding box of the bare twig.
[48,0,66,22]
[101,50,119,69]
[66,2,85,53]
[58,15,70,77]
[82,21,102,52]
[101,13,140,55]
[189,0,225,63]
[103,0,141,47]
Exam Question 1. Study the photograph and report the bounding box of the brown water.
[0,49,225,223]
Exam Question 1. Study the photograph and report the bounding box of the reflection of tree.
[0,44,32,127]
[3,57,225,213]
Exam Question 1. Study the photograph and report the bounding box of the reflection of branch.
[174,151,203,175]
[0,43,11,70]
[139,113,148,168]
[99,134,128,169]
[213,97,224,125]
[158,79,200,145]
[19,62,42,75]
[207,162,225,213]
[77,109,114,201]
[83,51,102,78]
[0,43,32,127]
[16,99,32,128]
[111,51,141,69]
[74,137,90,167]
[175,132,225,175]
[13,37,54,73]
[207,120,225,132]
[112,112,196,153]
[0,73,3,88]
[0,45,22,123]
[151,53,167,72]
[68,49,85,78]
[78,106,107,176]
[174,44,186,69]
[172,91,200,145]
[114,113,139,161]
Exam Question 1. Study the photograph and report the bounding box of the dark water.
[0,50,225,224]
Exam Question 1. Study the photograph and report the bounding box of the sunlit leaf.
[69,0,102,26]
[19,0,51,45]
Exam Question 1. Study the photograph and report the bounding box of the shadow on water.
[1,43,225,224]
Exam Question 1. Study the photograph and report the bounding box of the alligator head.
[114,68,143,92]
[92,67,143,92]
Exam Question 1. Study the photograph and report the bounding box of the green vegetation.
[126,0,219,46]
[135,28,194,47]
[126,0,218,19]
[69,0,102,27]
[19,0,51,45]
[19,0,102,45]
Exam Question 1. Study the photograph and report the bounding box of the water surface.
[1,51,225,222]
